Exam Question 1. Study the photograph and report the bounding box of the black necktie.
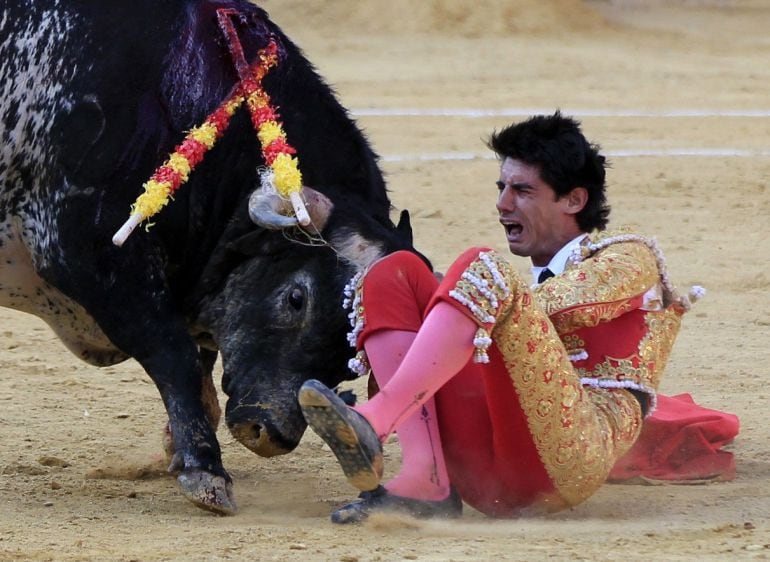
[538,268,555,284]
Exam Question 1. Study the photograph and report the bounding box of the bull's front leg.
[119,320,235,515]
[45,224,235,514]
[163,347,222,463]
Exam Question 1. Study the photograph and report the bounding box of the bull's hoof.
[177,470,237,515]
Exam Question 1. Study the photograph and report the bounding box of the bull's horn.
[248,189,297,229]
[248,187,333,232]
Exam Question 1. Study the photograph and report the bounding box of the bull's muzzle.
[228,419,297,457]
[225,396,307,457]
[228,422,291,457]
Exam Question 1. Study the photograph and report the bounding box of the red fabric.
[358,251,439,344]
[609,393,739,482]
[434,349,560,517]
[569,308,653,374]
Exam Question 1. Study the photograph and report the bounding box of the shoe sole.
[299,385,383,491]
[330,486,463,524]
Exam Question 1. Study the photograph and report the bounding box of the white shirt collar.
[531,234,588,285]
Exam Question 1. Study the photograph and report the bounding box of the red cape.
[609,393,739,483]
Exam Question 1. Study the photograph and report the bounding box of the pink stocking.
[357,302,477,500]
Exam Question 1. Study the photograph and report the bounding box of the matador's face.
[496,157,585,266]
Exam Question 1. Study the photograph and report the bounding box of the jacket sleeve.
[534,241,660,333]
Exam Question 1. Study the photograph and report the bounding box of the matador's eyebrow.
[496,181,533,191]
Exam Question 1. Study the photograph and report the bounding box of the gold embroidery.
[561,334,584,347]
[550,299,637,335]
[490,264,642,508]
[534,230,684,396]
[637,308,683,390]
[448,251,513,326]
[451,238,676,508]
[577,357,647,382]
[561,334,587,359]
[449,251,514,362]
[535,233,660,330]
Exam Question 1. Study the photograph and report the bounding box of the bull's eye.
[287,287,304,310]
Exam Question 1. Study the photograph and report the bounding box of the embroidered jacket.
[533,230,695,410]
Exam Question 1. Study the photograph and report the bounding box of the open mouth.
[502,220,523,239]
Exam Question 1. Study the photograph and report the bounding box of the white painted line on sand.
[381,148,770,162]
[358,107,770,161]
[608,148,770,157]
[353,107,770,118]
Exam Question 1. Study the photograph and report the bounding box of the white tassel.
[689,285,706,302]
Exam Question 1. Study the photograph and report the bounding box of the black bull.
[0,0,423,514]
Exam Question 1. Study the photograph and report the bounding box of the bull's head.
[195,187,418,457]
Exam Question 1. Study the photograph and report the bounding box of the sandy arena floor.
[1,1,769,560]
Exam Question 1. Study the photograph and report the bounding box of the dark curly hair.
[486,111,610,232]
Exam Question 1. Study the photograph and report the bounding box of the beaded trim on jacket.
[448,251,511,363]
[569,232,705,311]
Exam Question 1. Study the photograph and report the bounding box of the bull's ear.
[395,209,414,246]
[395,208,433,271]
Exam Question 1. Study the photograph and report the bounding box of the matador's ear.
[565,187,588,214]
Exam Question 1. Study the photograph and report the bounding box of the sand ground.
[1,1,769,560]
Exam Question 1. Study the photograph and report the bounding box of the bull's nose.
[228,421,291,457]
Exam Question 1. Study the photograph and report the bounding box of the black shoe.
[298,379,384,491]
[331,485,463,524]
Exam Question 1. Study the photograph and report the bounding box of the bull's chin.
[228,422,302,457]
